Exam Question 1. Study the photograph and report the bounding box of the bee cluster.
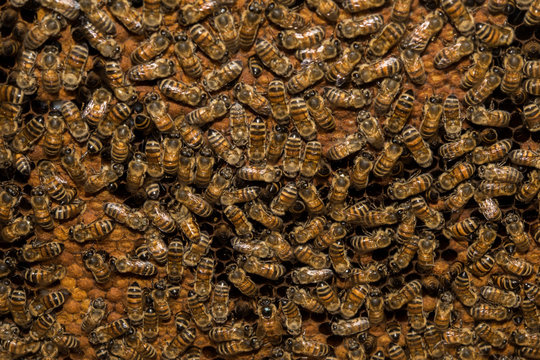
[0,0,539,357]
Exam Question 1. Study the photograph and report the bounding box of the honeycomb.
[0,0,539,358]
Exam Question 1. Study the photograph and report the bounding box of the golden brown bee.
[513,329,540,347]
[28,288,70,317]
[478,180,517,197]
[406,295,427,331]
[366,289,385,325]
[387,343,407,360]
[305,0,340,21]
[79,0,116,35]
[82,87,112,128]
[189,23,227,62]
[326,132,365,161]
[305,90,335,132]
[84,163,124,194]
[434,36,474,69]
[354,56,402,86]
[217,338,261,356]
[480,285,521,309]
[437,162,475,193]
[410,196,444,229]
[247,55,263,79]
[451,270,477,307]
[521,298,540,330]
[21,240,64,262]
[440,0,474,35]
[238,0,264,50]
[125,281,144,326]
[0,84,23,105]
[523,77,540,95]
[174,32,202,79]
[227,103,249,148]
[89,318,130,345]
[42,114,65,158]
[186,96,230,127]
[464,67,502,106]
[500,47,524,97]
[470,302,511,321]
[202,60,243,93]
[131,30,171,65]
[461,50,493,89]
[242,255,286,280]
[523,99,540,132]
[441,93,462,140]
[495,248,534,276]
[9,288,32,328]
[108,0,143,34]
[424,325,445,358]
[341,0,384,12]
[438,131,478,160]
[468,105,511,127]
[1,216,33,243]
[291,216,326,244]
[15,49,38,95]
[265,2,308,29]
[115,256,157,277]
[256,297,284,344]
[80,18,121,59]
[399,48,427,86]
[328,170,350,212]
[287,286,324,314]
[279,298,302,335]
[401,10,445,53]
[287,61,326,95]
[491,274,520,291]
[222,186,262,207]
[282,132,303,178]
[472,139,512,165]
[268,81,289,125]
[524,0,540,24]
[83,248,112,284]
[278,26,324,51]
[143,200,177,233]
[466,223,496,263]
[23,264,66,287]
[371,141,402,178]
[30,187,53,231]
[297,180,325,214]
[177,0,215,24]
[407,329,428,360]
[509,149,540,168]
[401,125,433,167]
[386,280,422,310]
[296,39,341,66]
[211,7,239,55]
[517,169,540,202]
[331,316,370,336]
[325,44,364,87]
[23,13,63,50]
[11,115,45,153]
[294,244,329,269]
[290,98,318,140]
[174,186,213,218]
[476,22,515,47]
[339,284,367,319]
[81,297,107,333]
[193,256,214,301]
[265,231,294,261]
[145,94,175,134]
[209,322,251,342]
[445,181,475,211]
[348,155,372,190]
[205,167,234,204]
[69,219,115,243]
[224,205,253,236]
[210,280,230,324]
[269,182,297,216]
[368,22,406,58]
[336,15,383,39]
[60,101,90,143]
[142,304,159,341]
[235,83,270,117]
[443,328,475,346]
[385,89,415,134]
[227,264,257,297]
[128,57,176,82]
[374,76,402,116]
[323,86,372,109]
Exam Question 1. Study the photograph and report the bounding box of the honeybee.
[202,60,243,93]
[517,169,540,202]
[265,2,308,29]
[186,96,230,127]
[470,302,511,321]
[384,89,415,135]
[468,105,511,127]
[278,26,324,51]
[402,125,434,167]
[173,32,202,79]
[509,149,540,168]
[368,22,406,58]
[267,81,290,126]
[108,0,143,34]
[397,48,427,87]
[495,248,534,276]
[287,286,325,314]
[3,338,41,356]
[476,22,515,47]
[401,10,446,53]
[366,289,385,324]
[27,288,70,318]
[79,18,121,59]
[69,219,115,243]
[386,280,422,310]
[434,36,474,70]
[15,50,37,95]
[323,86,372,109]
[331,316,370,336]
[234,83,271,117]
[306,0,340,21]
[81,297,107,333]
[461,50,493,90]
[410,196,444,229]
[89,318,130,345]
[304,90,335,132]
[464,68,502,106]
[115,256,158,276]
[443,328,475,345]
[480,285,521,309]
[128,57,176,82]
[204,167,234,204]
[131,30,171,65]
[373,77,401,116]
[21,240,64,263]
[472,139,512,165]
[348,154,372,190]
[11,114,45,153]
[336,15,383,39]
[287,335,330,357]
[354,56,402,86]
[291,267,333,284]
[325,132,365,161]
[255,297,284,344]
[238,0,264,51]
[325,42,363,85]
[521,298,540,330]
[523,99,540,132]
[341,0,384,12]
[23,13,63,50]
[217,338,261,356]
[287,61,326,95]
[189,23,228,62]
[291,216,326,244]
[82,248,112,284]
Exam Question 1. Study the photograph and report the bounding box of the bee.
[238,164,282,183]
[28,288,70,318]
[42,114,66,158]
[406,295,427,332]
[1,216,33,243]
[524,77,540,95]
[224,205,253,236]
[509,149,540,168]
[439,131,478,160]
[15,50,38,95]
[323,87,372,109]
[174,187,213,219]
[401,10,446,53]
[475,22,514,47]
[480,285,521,308]
[150,282,171,322]
[38,0,79,19]
[80,0,116,35]
[9,288,32,328]
[131,30,171,65]
[513,329,540,347]
[291,216,326,244]
[445,181,475,211]
[286,287,324,314]
[108,0,143,35]
[328,170,350,212]
[40,341,59,359]
[23,13,63,50]
[288,336,329,357]
[468,105,511,127]
[80,18,121,59]
[82,248,112,284]
[30,187,53,231]
[353,56,402,85]
[385,89,415,134]
[227,264,257,297]
[294,244,329,269]
[434,36,474,70]
[282,132,302,178]
[89,318,130,345]
[407,329,428,360]
[3,338,41,356]
[124,281,144,326]
[239,0,264,50]
[387,344,407,360]
[328,239,351,273]
[202,60,243,93]
[464,68,502,106]
[143,200,177,233]
[386,280,422,310]
[82,87,112,129]
[348,154,372,191]
[221,186,262,207]
[186,96,230,127]
[305,90,335,132]
[235,83,270,117]
[278,26,325,50]
[109,339,144,360]
[341,0,385,12]
[471,257,498,283]
[177,0,215,24]
[410,196,444,229]
[242,255,286,280]
[141,0,161,32]
[84,163,124,194]
[60,101,90,143]
[128,57,176,83]
[326,132,365,161]
[331,316,370,336]
[443,328,475,345]
[69,219,115,243]
[495,248,534,276]
[210,7,239,55]
[0,84,23,105]
[472,139,512,165]
[189,23,227,62]
[21,240,64,262]
[401,125,433,167]
[209,280,230,324]
[398,49,427,86]
[193,256,214,301]
[115,256,158,276]
[81,297,107,333]
[521,298,540,330]
[523,99,540,132]
[287,61,326,95]
[205,167,233,204]
[373,77,401,116]
[371,142,401,179]
[385,321,402,343]
[336,15,383,39]
[366,289,385,324]
[423,325,445,357]
[499,47,525,98]
[145,94,176,134]
[217,338,261,356]
[265,2,308,29]
[461,50,493,89]
[11,115,45,153]
[470,302,510,321]
[24,264,66,287]
[368,22,406,58]
[297,181,325,214]
[277,298,302,336]
[395,207,416,244]
[162,327,198,360]
[517,169,540,202]
[323,42,362,86]
[269,182,297,216]
[440,0,474,35]
[187,290,212,331]
[173,32,202,79]
[306,0,340,21]
[209,322,251,342]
